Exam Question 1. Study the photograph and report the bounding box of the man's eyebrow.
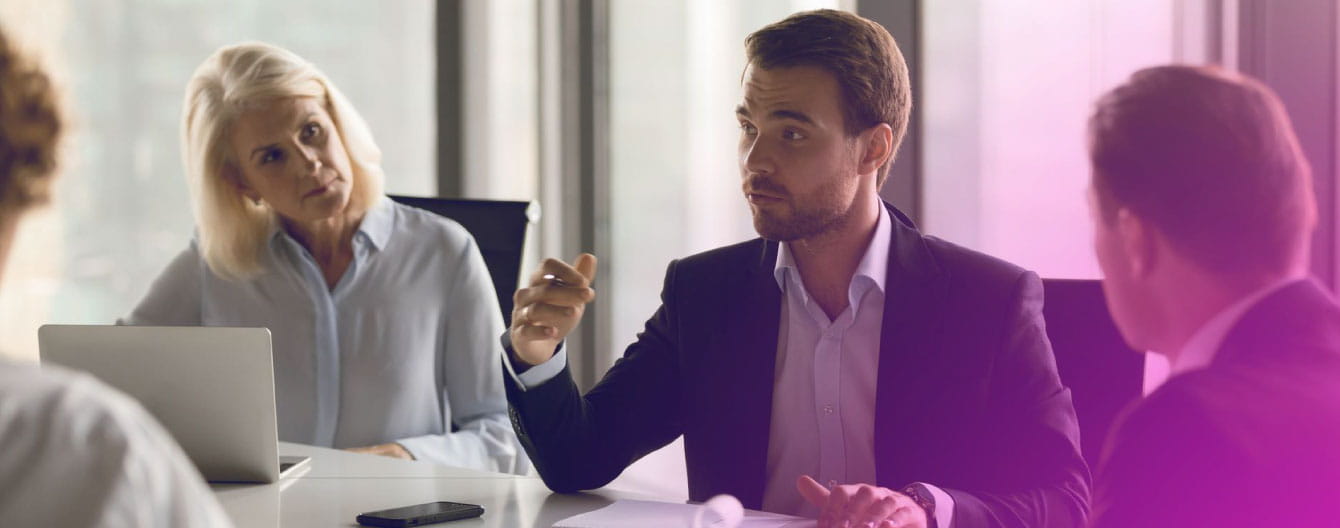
[771,109,815,125]
[735,105,815,126]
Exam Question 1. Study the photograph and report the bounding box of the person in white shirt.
[0,29,233,528]
[0,361,233,528]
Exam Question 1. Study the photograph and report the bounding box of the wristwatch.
[900,484,937,527]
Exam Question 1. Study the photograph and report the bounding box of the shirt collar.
[267,195,394,252]
[773,200,892,303]
[355,196,394,251]
[1172,276,1305,376]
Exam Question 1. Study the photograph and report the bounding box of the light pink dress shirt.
[763,203,953,526]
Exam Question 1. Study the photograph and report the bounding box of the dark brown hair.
[0,30,61,212]
[745,9,910,188]
[1089,65,1315,276]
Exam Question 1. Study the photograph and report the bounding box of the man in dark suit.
[1086,65,1340,527]
[503,10,1088,528]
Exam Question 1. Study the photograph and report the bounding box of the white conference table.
[210,442,665,527]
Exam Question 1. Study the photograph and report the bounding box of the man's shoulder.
[1114,374,1223,442]
[1158,327,1340,421]
[902,232,1039,319]
[920,234,1030,288]
[1114,359,1340,465]
[664,230,1036,296]
[1099,360,1340,525]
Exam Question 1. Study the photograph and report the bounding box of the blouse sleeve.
[395,234,529,475]
[120,240,204,326]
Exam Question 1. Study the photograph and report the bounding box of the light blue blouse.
[123,197,525,474]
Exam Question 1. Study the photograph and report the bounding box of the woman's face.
[227,97,354,224]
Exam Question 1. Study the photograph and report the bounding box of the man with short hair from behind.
[0,29,234,528]
[504,9,1088,528]
[1086,65,1340,527]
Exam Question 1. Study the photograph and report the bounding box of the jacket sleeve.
[502,259,685,492]
[944,272,1091,528]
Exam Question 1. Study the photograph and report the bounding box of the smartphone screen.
[357,501,484,527]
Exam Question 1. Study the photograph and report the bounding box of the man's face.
[736,64,865,242]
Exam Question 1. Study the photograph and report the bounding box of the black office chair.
[389,195,539,326]
[1042,278,1145,468]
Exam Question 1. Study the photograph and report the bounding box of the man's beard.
[749,176,853,242]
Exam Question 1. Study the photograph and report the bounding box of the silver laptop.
[38,325,309,483]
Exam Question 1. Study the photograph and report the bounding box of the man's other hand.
[797,475,927,528]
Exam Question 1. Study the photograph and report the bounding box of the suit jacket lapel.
[874,202,946,487]
[709,206,944,501]
[707,240,781,508]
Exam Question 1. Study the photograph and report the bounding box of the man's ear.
[1115,208,1158,278]
[856,123,894,176]
[222,163,261,204]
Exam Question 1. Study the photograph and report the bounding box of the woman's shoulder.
[385,199,476,254]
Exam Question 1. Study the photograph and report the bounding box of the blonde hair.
[182,42,384,280]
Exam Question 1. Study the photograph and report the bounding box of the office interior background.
[0,0,1336,500]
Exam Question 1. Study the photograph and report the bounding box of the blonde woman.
[0,30,233,526]
[125,42,524,474]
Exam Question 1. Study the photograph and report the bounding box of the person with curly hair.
[0,29,234,527]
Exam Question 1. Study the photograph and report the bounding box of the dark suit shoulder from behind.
[1092,280,1340,527]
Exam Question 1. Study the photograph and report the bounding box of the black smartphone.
[355,501,485,527]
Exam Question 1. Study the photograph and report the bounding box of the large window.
[921,0,1178,280]
[0,1,434,361]
[921,0,1224,391]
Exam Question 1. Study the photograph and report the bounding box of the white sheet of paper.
[552,499,817,528]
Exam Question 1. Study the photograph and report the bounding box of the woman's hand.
[345,442,414,460]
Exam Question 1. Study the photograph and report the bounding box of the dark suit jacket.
[505,203,1090,527]
[1091,279,1340,527]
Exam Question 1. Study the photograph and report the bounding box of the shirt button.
[823,405,835,415]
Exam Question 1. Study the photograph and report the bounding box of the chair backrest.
[389,195,538,326]
[1042,278,1145,467]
